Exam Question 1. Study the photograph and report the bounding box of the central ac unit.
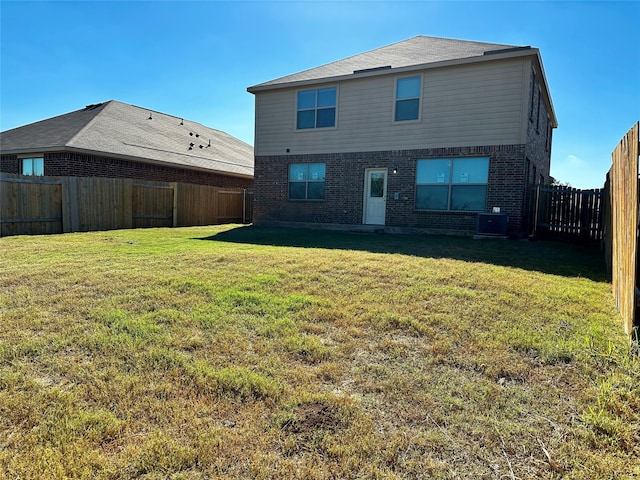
[477,213,508,236]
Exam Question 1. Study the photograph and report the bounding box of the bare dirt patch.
[283,401,341,434]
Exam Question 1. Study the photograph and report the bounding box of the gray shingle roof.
[0,101,254,178]
[248,35,519,91]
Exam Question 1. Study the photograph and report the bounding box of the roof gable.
[248,35,518,91]
[0,103,108,151]
[0,101,254,178]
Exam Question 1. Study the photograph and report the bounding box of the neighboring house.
[0,100,254,188]
[247,35,557,235]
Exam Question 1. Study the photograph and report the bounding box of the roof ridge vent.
[353,65,392,74]
[483,46,531,55]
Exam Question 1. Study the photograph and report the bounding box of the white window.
[289,163,326,200]
[297,87,337,129]
[22,157,44,176]
[394,76,421,122]
[416,157,489,211]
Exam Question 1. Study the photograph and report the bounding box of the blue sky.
[1,0,638,189]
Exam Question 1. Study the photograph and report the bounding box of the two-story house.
[247,35,557,235]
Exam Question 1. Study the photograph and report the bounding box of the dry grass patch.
[1,225,638,479]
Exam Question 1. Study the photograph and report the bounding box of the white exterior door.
[363,168,387,225]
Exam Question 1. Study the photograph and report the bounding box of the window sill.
[295,126,338,133]
[414,209,483,214]
[392,119,421,126]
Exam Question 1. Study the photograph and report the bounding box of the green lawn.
[0,225,638,479]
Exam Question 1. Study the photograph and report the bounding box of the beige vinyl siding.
[254,58,530,156]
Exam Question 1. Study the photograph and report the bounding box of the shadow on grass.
[197,225,610,282]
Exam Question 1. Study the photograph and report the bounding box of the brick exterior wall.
[254,144,532,235]
[0,152,253,189]
[0,155,18,174]
[519,66,553,234]
[525,66,552,184]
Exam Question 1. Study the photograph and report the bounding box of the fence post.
[172,182,179,227]
[533,184,540,238]
[243,189,247,224]
[214,187,219,225]
[62,176,80,233]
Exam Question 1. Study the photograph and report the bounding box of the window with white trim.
[21,157,44,176]
[289,163,326,200]
[415,157,489,211]
[394,76,421,122]
[297,87,337,129]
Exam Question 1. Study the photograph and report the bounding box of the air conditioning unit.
[477,213,508,236]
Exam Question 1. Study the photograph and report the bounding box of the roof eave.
[0,146,67,155]
[0,146,254,180]
[531,50,558,129]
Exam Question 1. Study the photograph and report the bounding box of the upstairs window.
[415,157,489,211]
[394,76,421,122]
[22,157,44,176]
[297,87,337,129]
[289,163,326,200]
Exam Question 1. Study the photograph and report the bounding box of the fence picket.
[607,122,639,336]
[0,174,252,237]
[530,185,605,243]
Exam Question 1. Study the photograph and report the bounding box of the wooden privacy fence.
[0,173,253,237]
[529,185,605,243]
[604,122,639,337]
